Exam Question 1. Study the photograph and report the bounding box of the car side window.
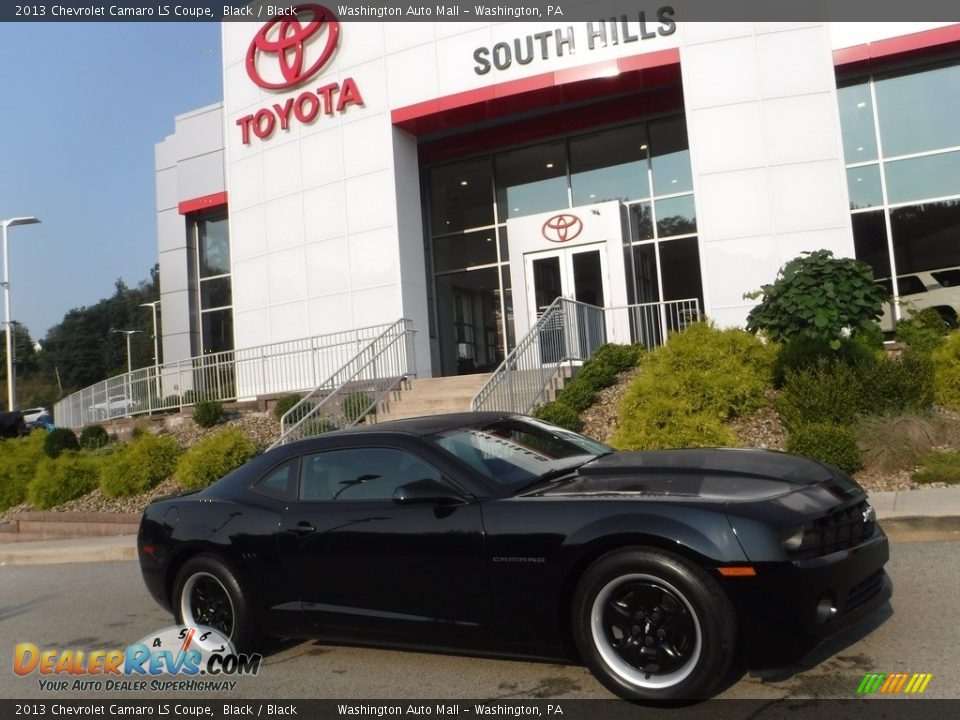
[252,458,300,501]
[299,447,443,502]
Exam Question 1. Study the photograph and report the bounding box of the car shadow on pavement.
[749,601,893,683]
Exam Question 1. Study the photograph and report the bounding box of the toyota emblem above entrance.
[542,213,583,243]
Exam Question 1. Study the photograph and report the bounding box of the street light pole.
[140,300,161,398]
[111,329,142,374]
[1,216,41,411]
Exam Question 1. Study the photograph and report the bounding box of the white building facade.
[156,10,960,386]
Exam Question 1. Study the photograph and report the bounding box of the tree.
[745,250,889,349]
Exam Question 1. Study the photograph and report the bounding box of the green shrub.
[614,324,773,450]
[745,249,888,348]
[342,392,373,424]
[860,350,934,413]
[99,434,182,498]
[301,418,337,436]
[857,414,944,475]
[590,343,644,374]
[274,394,312,421]
[931,330,960,407]
[556,382,597,413]
[43,428,80,458]
[787,423,862,474]
[28,452,100,510]
[532,402,583,432]
[772,335,879,388]
[912,451,960,484]
[79,425,110,450]
[176,428,257,491]
[0,431,47,510]
[896,308,949,353]
[192,400,225,428]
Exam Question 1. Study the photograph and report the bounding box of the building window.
[426,116,700,374]
[193,212,234,354]
[840,58,960,327]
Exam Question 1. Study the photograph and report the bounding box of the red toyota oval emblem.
[246,4,340,90]
[542,214,584,243]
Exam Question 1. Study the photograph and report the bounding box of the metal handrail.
[272,319,416,447]
[471,297,700,415]
[52,321,401,429]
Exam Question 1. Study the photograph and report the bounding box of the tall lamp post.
[140,300,161,398]
[111,329,142,373]
[1,216,41,411]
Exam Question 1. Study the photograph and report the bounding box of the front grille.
[790,500,876,560]
[848,570,885,611]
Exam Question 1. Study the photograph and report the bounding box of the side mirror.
[393,478,466,506]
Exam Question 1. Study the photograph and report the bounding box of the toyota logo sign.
[542,214,584,243]
[246,4,340,90]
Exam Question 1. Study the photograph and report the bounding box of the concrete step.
[380,373,491,419]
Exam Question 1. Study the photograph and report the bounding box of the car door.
[278,442,492,638]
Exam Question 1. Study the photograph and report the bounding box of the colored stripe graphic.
[857,672,933,694]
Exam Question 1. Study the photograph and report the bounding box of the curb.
[0,535,137,567]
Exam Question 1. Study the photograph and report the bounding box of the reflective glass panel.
[434,266,504,375]
[851,211,891,280]
[659,237,703,305]
[650,118,693,195]
[430,159,495,234]
[433,229,499,273]
[200,309,234,354]
[198,216,230,277]
[838,82,878,163]
[655,195,697,237]
[495,142,568,221]
[629,203,654,241]
[847,165,883,210]
[891,199,960,275]
[876,63,960,157]
[631,243,659,304]
[885,151,960,205]
[199,276,232,310]
[570,125,650,205]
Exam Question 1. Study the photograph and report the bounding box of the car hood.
[536,448,862,502]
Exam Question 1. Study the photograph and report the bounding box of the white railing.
[272,319,416,447]
[52,322,403,429]
[471,298,700,415]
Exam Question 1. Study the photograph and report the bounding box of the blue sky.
[0,22,223,340]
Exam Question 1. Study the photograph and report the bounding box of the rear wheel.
[173,555,262,653]
[572,547,736,700]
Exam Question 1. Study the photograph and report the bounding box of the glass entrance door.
[524,245,608,324]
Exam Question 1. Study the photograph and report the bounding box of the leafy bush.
[79,425,110,450]
[614,324,774,450]
[531,402,582,432]
[274,394,312,421]
[746,250,888,348]
[556,382,597,413]
[787,423,862,474]
[99,434,182,498]
[342,392,373,424]
[859,350,934,413]
[176,428,257,491]
[895,308,949,354]
[28,452,100,510]
[931,330,960,407]
[0,431,47,510]
[912,451,960,485]
[772,335,879,388]
[43,428,80,458]
[192,400,225,428]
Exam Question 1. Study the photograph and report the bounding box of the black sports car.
[138,412,891,700]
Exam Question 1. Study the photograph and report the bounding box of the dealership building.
[154,9,960,391]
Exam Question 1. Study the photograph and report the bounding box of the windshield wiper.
[514,464,583,494]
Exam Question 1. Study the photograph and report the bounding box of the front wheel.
[173,554,262,653]
[572,548,736,701]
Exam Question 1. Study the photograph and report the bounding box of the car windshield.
[430,416,613,491]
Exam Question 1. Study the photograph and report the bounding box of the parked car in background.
[0,411,27,438]
[88,395,139,421]
[878,267,960,330]
[25,411,55,432]
[139,412,891,701]
[20,407,48,424]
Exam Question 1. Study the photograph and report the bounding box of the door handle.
[289,521,316,536]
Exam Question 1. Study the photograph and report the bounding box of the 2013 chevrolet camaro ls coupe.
[138,412,892,700]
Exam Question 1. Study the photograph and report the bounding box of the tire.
[172,554,263,654]
[572,547,736,701]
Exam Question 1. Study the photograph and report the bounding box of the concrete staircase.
[379,373,492,421]
[0,512,140,543]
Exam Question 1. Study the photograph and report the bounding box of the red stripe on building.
[178,192,228,215]
[834,23,960,71]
